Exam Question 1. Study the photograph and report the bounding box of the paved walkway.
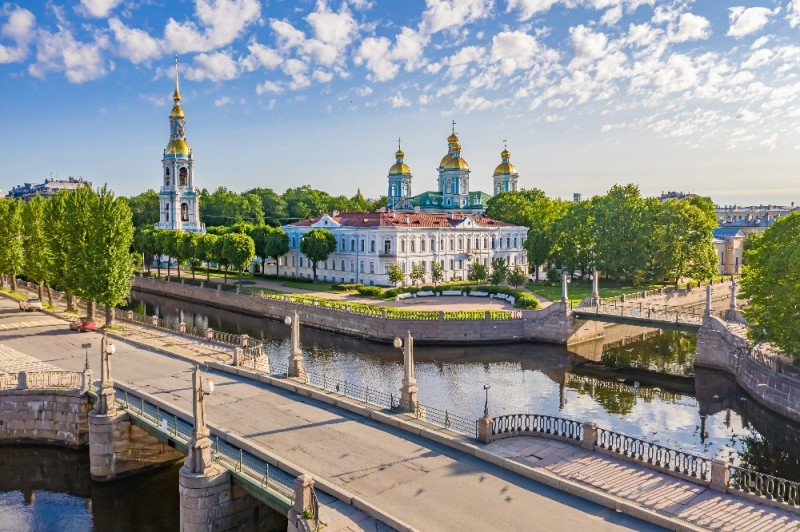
[487,437,800,531]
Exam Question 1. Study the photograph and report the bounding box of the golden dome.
[440,154,469,170]
[165,138,191,155]
[447,132,459,144]
[501,148,510,159]
[493,162,516,176]
[389,162,411,175]
[395,148,405,159]
[170,103,185,119]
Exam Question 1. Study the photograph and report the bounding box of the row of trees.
[485,184,718,285]
[0,188,134,324]
[127,186,385,229]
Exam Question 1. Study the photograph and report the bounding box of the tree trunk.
[312,263,317,282]
[157,261,161,277]
[191,262,196,280]
[37,282,43,301]
[206,267,210,281]
[46,284,53,307]
[223,267,228,284]
[66,293,76,312]
[105,305,114,327]
[10,276,17,292]
[87,301,95,320]
[167,257,171,279]
[177,263,181,278]
[0,274,4,289]
[276,259,280,279]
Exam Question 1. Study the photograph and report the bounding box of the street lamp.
[393,336,403,349]
[483,383,491,418]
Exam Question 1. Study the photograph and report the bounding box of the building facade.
[387,126,517,215]
[280,211,528,286]
[715,204,798,235]
[712,228,745,275]
[155,61,204,233]
[6,177,91,201]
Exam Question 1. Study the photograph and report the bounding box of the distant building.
[715,203,797,235]
[278,211,528,286]
[712,228,745,275]
[573,193,582,202]
[659,191,697,202]
[155,60,204,233]
[5,177,91,201]
[386,125,516,215]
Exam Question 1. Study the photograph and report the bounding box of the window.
[370,240,375,253]
[449,259,454,271]
[420,239,426,252]
[350,239,355,252]
[340,238,345,251]
[492,237,496,249]
[483,238,487,249]
[449,238,454,251]
[458,238,463,250]
[401,239,406,253]
[360,261,364,273]
[291,237,296,248]
[507,237,511,248]
[369,262,374,274]
[341,260,345,270]
[181,203,189,221]
[292,256,296,266]
[475,238,480,249]
[164,167,170,186]
[179,167,188,187]
[384,240,391,254]
[411,239,416,253]
[514,237,518,248]
[360,239,365,252]
[350,260,355,272]
[458,260,463,270]
[431,238,436,251]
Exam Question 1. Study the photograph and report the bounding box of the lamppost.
[590,268,599,305]
[81,342,92,392]
[483,383,491,418]
[187,364,215,474]
[95,333,116,415]
[284,311,305,379]
[394,331,418,413]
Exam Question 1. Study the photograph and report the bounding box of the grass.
[526,280,659,305]
[242,286,283,296]
[0,288,26,301]
[279,280,349,293]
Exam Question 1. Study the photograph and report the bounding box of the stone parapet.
[0,389,91,448]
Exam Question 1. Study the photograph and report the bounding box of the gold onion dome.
[440,153,469,170]
[170,103,185,119]
[494,148,516,175]
[447,132,459,145]
[165,139,191,155]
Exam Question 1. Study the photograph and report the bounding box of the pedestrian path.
[0,343,58,373]
[487,437,800,531]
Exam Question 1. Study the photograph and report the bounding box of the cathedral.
[155,60,204,233]
[386,124,519,214]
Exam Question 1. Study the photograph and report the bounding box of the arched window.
[165,167,171,186]
[410,239,416,253]
[179,167,188,187]
[181,203,189,221]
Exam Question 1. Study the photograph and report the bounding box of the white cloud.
[353,36,397,81]
[184,51,239,81]
[789,0,800,27]
[256,80,282,94]
[29,28,109,83]
[214,96,233,106]
[670,13,711,43]
[307,2,357,50]
[78,0,123,18]
[354,86,372,96]
[445,45,484,79]
[241,41,282,72]
[389,92,411,107]
[570,25,608,65]
[600,6,623,26]
[420,0,492,34]
[490,31,544,75]
[312,69,333,82]
[0,5,35,63]
[506,0,561,21]
[165,0,261,53]
[108,18,161,64]
[282,58,310,89]
[727,7,776,39]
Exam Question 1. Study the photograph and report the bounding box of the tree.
[84,186,134,325]
[283,186,332,223]
[133,228,158,273]
[197,233,218,281]
[0,198,24,292]
[740,212,800,362]
[200,187,262,227]
[220,232,256,284]
[489,258,507,286]
[507,265,526,288]
[44,192,77,310]
[249,225,270,274]
[431,261,444,287]
[468,261,487,283]
[387,263,404,285]
[410,262,426,285]
[126,189,160,228]
[299,228,337,282]
[212,234,229,282]
[649,199,717,285]
[156,230,181,278]
[180,232,203,279]
[549,200,595,279]
[62,186,94,316]
[244,187,287,226]
[21,196,51,301]
[263,227,289,278]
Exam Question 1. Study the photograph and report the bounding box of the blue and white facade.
[156,62,204,233]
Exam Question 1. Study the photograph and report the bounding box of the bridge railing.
[491,414,583,442]
[117,388,296,503]
[577,302,704,325]
[728,465,800,508]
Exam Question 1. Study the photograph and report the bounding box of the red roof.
[292,211,517,228]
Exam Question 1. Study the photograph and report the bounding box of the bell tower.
[387,139,413,210]
[156,58,204,233]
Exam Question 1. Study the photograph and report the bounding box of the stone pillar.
[233,347,242,367]
[287,475,316,532]
[729,278,737,311]
[126,310,134,321]
[94,333,116,416]
[477,416,493,444]
[287,311,306,379]
[561,273,569,303]
[590,269,599,305]
[581,422,597,451]
[710,457,730,492]
[179,323,187,334]
[704,285,712,317]
[151,315,159,327]
[399,331,418,413]
[16,371,28,390]
[205,328,214,341]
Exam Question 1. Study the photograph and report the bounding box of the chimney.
[413,205,420,213]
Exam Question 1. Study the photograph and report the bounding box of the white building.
[156,60,204,233]
[280,211,528,286]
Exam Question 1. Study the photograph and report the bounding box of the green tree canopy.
[263,226,290,277]
[387,263,404,285]
[220,232,255,283]
[741,212,800,362]
[431,261,444,286]
[468,261,488,283]
[126,189,160,228]
[21,196,51,300]
[0,198,24,291]
[299,228,337,282]
[410,262,426,285]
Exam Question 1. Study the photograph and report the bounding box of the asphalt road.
[0,297,661,531]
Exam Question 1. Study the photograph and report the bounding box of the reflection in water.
[127,293,800,480]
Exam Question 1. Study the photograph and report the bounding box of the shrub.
[356,285,383,296]
[334,283,364,291]
[546,268,561,282]
[420,285,434,292]
[515,293,540,309]
[383,288,401,298]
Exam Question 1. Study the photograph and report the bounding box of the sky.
[1,0,800,207]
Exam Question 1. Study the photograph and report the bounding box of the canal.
[127,292,800,482]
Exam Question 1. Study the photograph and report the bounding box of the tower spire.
[173,55,181,102]
[451,120,456,135]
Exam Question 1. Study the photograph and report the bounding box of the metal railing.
[578,302,704,325]
[239,346,269,372]
[596,427,710,481]
[117,388,296,503]
[491,414,582,441]
[729,466,800,507]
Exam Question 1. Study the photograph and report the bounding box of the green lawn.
[242,286,284,296]
[527,280,658,305]
[0,288,26,301]
[279,280,351,293]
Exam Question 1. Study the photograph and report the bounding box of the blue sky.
[1,0,800,206]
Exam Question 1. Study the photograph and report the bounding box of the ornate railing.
[577,302,704,325]
[728,466,800,507]
[491,414,582,441]
[117,388,296,503]
[26,371,82,389]
[239,345,269,372]
[0,373,18,390]
[596,428,710,481]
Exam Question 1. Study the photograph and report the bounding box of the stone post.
[233,347,242,367]
[236,285,240,294]
[729,278,737,311]
[94,333,116,416]
[179,323,187,334]
[151,315,158,327]
[126,310,134,321]
[287,311,306,379]
[710,457,730,492]
[217,284,222,292]
[16,371,28,390]
[477,415,493,444]
[581,422,597,451]
[590,269,599,305]
[704,285,711,317]
[205,328,214,341]
[561,273,569,303]
[399,331,418,413]
[287,475,316,532]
